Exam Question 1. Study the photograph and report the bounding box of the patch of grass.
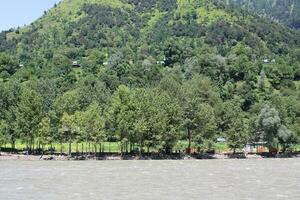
[295,80,300,90]
[293,144,300,152]
[7,0,133,41]
[176,0,197,16]
[214,142,229,153]
[174,141,230,153]
[197,7,236,25]
[5,140,121,154]
[141,9,163,38]
[11,140,300,154]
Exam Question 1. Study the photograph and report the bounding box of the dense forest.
[224,0,300,29]
[0,0,299,155]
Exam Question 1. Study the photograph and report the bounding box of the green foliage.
[80,102,106,143]
[0,0,299,153]
[256,105,295,149]
[16,88,43,145]
[225,0,300,29]
[222,98,250,152]
[37,117,52,146]
[0,120,9,145]
[193,103,217,149]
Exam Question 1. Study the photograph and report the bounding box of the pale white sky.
[0,0,61,31]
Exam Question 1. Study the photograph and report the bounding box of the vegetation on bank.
[0,0,300,155]
[0,140,231,155]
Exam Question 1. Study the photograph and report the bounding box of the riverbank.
[1,152,300,161]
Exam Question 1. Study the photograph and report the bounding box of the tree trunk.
[129,142,132,153]
[50,143,53,154]
[38,140,40,150]
[11,139,15,151]
[188,128,191,154]
[60,142,63,155]
[85,141,88,157]
[139,140,143,156]
[32,138,35,152]
[68,141,72,156]
[26,140,30,155]
[120,141,123,154]
[133,143,135,154]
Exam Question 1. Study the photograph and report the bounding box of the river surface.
[0,159,299,200]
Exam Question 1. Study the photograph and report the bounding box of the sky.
[0,0,61,31]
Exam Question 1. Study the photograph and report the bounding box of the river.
[0,159,299,200]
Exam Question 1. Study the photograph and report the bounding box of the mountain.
[223,0,300,29]
[1,0,300,96]
[0,0,299,151]
[1,0,299,76]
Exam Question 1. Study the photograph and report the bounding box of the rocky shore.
[1,152,299,161]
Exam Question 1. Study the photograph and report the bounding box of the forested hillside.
[0,0,299,154]
[224,0,300,29]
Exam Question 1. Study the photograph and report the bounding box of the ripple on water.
[0,159,299,200]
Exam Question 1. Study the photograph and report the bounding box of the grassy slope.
[7,0,132,40]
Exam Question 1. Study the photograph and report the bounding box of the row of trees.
[0,74,298,155]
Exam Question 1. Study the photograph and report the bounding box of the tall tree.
[256,105,281,150]
[37,117,52,150]
[16,88,43,151]
[0,79,21,149]
[81,102,106,155]
[106,85,134,153]
[0,120,9,149]
[60,112,78,155]
[222,99,251,153]
[182,75,220,153]
[193,103,217,150]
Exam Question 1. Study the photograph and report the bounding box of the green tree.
[60,112,78,155]
[80,102,106,155]
[54,90,80,116]
[222,99,250,153]
[193,103,217,150]
[182,75,220,153]
[54,89,80,153]
[226,115,250,153]
[0,79,21,149]
[258,68,266,91]
[256,105,282,150]
[37,117,52,150]
[77,75,109,109]
[277,125,294,151]
[106,85,135,153]
[16,88,43,151]
[157,89,183,153]
[0,120,9,149]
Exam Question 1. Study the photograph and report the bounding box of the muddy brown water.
[0,159,299,200]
